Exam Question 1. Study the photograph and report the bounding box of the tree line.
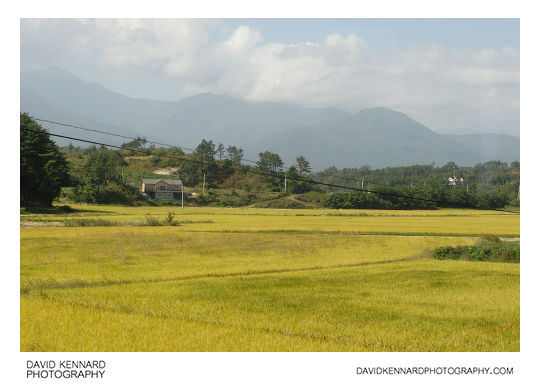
[21,113,519,209]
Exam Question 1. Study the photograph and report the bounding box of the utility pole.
[284,176,287,193]
[181,182,184,211]
[202,173,206,194]
[361,179,364,189]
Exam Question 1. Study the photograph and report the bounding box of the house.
[141,179,183,200]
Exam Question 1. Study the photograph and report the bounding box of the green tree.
[257,151,283,173]
[73,149,134,203]
[195,139,217,163]
[193,139,218,188]
[20,113,68,207]
[217,143,225,161]
[121,136,147,150]
[295,155,312,176]
[81,150,125,186]
[227,146,244,166]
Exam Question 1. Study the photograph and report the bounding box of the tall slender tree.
[20,113,68,206]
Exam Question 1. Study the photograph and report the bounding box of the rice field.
[20,204,520,351]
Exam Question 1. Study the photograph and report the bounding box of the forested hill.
[304,161,519,210]
[244,108,520,169]
[311,161,519,202]
[60,138,520,210]
[22,68,519,170]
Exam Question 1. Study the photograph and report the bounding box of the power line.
[21,126,519,214]
[31,116,260,164]
[32,117,194,152]
[31,115,424,188]
[20,127,428,202]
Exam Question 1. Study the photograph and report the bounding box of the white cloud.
[222,25,261,52]
[20,19,520,135]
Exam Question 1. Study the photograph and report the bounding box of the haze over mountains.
[21,68,519,170]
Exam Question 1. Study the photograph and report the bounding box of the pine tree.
[20,113,68,206]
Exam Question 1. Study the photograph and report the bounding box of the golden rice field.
[20,204,520,351]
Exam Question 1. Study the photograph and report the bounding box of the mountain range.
[20,67,519,170]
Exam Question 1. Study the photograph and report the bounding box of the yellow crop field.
[20,205,520,351]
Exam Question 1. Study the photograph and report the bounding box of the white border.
[5,1,537,384]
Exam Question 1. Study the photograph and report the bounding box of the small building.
[141,179,183,200]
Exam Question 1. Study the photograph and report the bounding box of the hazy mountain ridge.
[20,68,519,170]
[21,68,348,147]
[244,108,486,170]
[442,133,520,164]
[20,87,154,146]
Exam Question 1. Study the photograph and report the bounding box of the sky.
[20,18,520,136]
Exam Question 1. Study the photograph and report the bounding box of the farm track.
[24,254,427,293]
[18,221,520,238]
[169,229,521,238]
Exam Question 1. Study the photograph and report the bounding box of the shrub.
[296,191,326,204]
[163,212,179,226]
[253,198,305,209]
[433,238,519,263]
[142,216,163,226]
[64,218,119,227]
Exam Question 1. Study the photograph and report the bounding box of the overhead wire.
[31,117,260,164]
[31,116,417,186]
[20,125,519,214]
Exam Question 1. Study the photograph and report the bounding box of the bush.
[195,190,218,205]
[72,181,145,204]
[296,191,326,204]
[323,192,393,209]
[21,205,73,214]
[155,199,184,206]
[163,212,179,226]
[253,197,305,209]
[63,214,181,227]
[433,237,519,263]
[64,218,119,227]
[479,234,501,243]
[476,190,510,209]
[142,216,163,226]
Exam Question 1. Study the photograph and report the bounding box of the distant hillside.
[443,134,520,163]
[21,67,519,170]
[20,88,149,146]
[21,67,347,148]
[245,108,519,170]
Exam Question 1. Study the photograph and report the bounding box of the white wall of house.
[155,191,174,200]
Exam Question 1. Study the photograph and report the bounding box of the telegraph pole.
[284,176,287,193]
[181,182,184,211]
[202,173,206,194]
